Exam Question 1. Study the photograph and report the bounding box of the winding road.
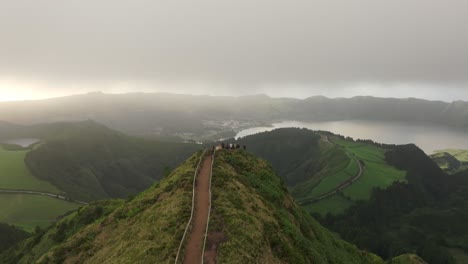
[298,136,364,206]
[0,189,87,205]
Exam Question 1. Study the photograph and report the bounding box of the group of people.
[214,142,246,150]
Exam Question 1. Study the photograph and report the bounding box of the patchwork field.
[308,155,358,198]
[304,137,406,215]
[0,146,59,193]
[0,194,79,232]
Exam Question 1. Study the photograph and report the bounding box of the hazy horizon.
[1,90,468,104]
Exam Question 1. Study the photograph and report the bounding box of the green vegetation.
[431,149,468,174]
[323,144,465,264]
[0,223,29,253]
[1,149,426,263]
[436,149,468,162]
[388,254,427,264]
[310,167,356,197]
[0,194,79,232]
[22,120,200,201]
[304,195,354,216]
[343,162,406,200]
[209,150,384,264]
[0,151,204,264]
[234,128,323,186]
[305,138,406,209]
[290,140,350,200]
[0,147,59,193]
[235,129,406,215]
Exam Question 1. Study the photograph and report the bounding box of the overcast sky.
[1,0,468,101]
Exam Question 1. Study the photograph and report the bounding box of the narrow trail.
[0,188,87,205]
[183,154,213,264]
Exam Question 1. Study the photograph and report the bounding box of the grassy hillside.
[0,146,59,193]
[1,149,428,264]
[334,139,406,201]
[431,149,468,174]
[233,128,406,215]
[323,144,466,264]
[209,150,384,263]
[0,151,204,264]
[13,121,200,201]
[0,120,199,238]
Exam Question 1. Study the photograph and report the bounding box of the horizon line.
[0,91,465,104]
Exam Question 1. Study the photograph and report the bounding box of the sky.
[1,0,468,102]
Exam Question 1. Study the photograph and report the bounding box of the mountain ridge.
[0,93,466,140]
[1,149,427,264]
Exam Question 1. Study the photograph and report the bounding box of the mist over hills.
[0,121,200,201]
[0,93,467,140]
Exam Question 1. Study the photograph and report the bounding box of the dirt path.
[183,155,213,264]
[0,188,87,205]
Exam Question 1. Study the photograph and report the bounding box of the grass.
[333,138,407,201]
[3,151,204,264]
[308,171,350,197]
[305,195,354,216]
[334,139,367,148]
[2,150,384,264]
[335,139,386,163]
[343,162,406,200]
[0,147,59,193]
[290,143,350,200]
[0,194,79,232]
[302,137,407,214]
[435,149,468,162]
[209,150,383,264]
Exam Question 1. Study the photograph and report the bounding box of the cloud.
[0,0,467,99]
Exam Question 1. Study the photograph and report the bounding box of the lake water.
[2,138,40,147]
[235,120,468,154]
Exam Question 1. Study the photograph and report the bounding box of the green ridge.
[1,150,391,264]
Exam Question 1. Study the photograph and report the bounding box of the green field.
[343,162,406,200]
[305,195,354,216]
[308,156,358,198]
[335,139,386,163]
[0,194,79,232]
[0,147,59,193]
[305,137,407,215]
[333,139,407,201]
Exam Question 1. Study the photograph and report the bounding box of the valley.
[0,145,80,230]
[2,2,467,262]
[233,129,407,216]
[0,119,466,263]
[0,121,199,233]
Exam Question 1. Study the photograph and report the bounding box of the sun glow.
[0,79,51,101]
